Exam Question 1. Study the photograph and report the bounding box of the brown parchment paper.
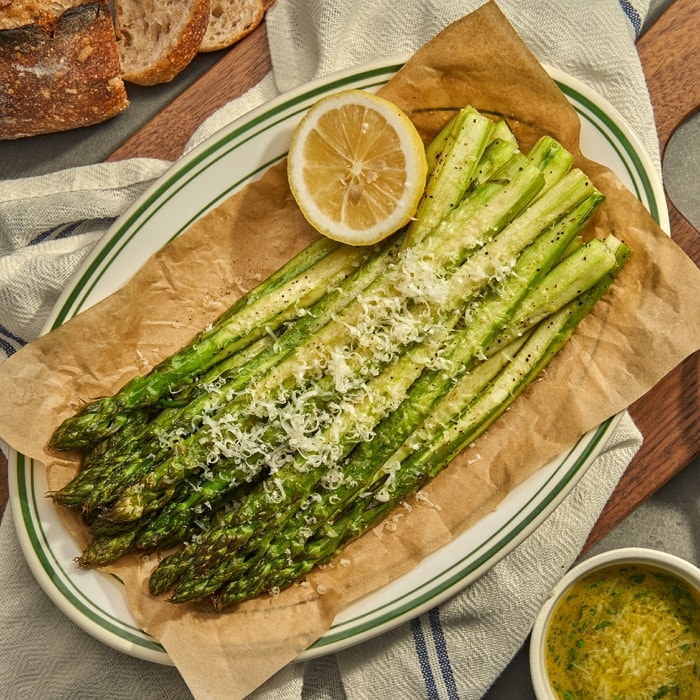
[1,3,699,698]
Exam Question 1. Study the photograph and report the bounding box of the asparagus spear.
[50,239,375,450]
[211,247,629,608]
[527,135,574,191]
[404,106,495,247]
[94,151,548,523]
[55,236,401,513]
[424,110,518,172]
[424,111,460,171]
[148,194,610,599]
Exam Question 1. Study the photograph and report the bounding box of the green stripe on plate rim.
[20,63,661,659]
[310,417,617,650]
[556,80,660,224]
[15,453,164,654]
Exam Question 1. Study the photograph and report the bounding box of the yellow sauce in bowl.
[544,562,700,699]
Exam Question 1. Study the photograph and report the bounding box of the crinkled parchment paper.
[1,3,699,697]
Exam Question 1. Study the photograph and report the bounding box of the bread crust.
[115,0,211,85]
[0,1,129,139]
[0,0,79,31]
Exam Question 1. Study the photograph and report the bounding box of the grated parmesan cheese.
[151,233,516,514]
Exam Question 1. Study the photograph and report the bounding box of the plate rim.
[9,56,668,665]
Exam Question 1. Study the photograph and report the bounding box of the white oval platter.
[9,57,667,664]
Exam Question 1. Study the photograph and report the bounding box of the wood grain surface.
[107,22,272,162]
[583,0,700,551]
[1,4,698,561]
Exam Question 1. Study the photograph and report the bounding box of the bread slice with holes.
[0,0,129,139]
[114,0,211,85]
[198,0,267,52]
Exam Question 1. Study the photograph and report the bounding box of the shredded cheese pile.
[153,245,485,504]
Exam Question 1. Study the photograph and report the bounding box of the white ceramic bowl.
[529,547,700,699]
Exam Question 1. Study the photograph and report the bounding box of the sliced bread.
[199,0,266,53]
[114,0,211,85]
[0,0,129,139]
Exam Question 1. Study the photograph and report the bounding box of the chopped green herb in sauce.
[545,563,700,699]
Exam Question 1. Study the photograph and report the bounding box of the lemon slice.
[288,89,428,246]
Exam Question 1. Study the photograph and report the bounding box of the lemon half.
[288,89,428,246]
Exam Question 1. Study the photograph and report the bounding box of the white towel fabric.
[0,0,654,697]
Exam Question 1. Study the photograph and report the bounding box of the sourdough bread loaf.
[0,0,129,139]
[0,0,274,139]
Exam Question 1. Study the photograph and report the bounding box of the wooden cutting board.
[2,5,698,554]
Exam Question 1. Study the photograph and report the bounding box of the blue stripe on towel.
[411,616,439,699]
[0,323,26,357]
[0,338,16,358]
[30,222,81,247]
[617,0,642,37]
[29,217,116,247]
[428,608,459,699]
